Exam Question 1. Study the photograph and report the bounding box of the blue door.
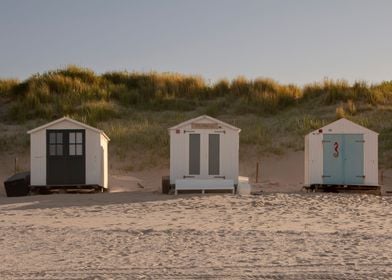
[344,134,364,184]
[323,134,344,184]
[323,134,364,185]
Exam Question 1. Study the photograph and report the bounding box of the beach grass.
[2,65,392,168]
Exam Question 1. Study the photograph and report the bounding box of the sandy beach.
[1,151,392,279]
[1,191,392,279]
[2,0,392,278]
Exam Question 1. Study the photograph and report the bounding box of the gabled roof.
[27,117,110,141]
[308,118,378,136]
[169,115,241,132]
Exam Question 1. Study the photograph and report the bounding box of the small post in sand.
[255,162,260,183]
[14,157,18,173]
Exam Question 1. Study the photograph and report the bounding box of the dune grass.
[0,79,19,97]
[2,66,392,168]
[303,79,392,105]
[1,66,302,122]
[4,66,392,123]
[0,124,29,154]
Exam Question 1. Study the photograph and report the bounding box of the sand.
[0,192,392,279]
[1,151,392,279]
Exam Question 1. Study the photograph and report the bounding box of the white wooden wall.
[170,121,239,185]
[30,120,109,188]
[100,133,109,189]
[304,120,378,186]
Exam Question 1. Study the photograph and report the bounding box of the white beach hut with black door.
[27,117,110,192]
[169,115,240,194]
[304,118,378,191]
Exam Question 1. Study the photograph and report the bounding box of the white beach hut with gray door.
[169,115,240,194]
[27,117,110,191]
[304,118,378,189]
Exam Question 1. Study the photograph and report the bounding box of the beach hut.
[27,117,110,192]
[304,118,378,191]
[169,115,240,194]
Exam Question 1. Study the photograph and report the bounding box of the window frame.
[47,129,85,158]
[48,131,64,157]
[69,131,84,156]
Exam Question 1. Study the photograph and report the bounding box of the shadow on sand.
[0,191,196,210]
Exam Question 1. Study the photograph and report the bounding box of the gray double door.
[47,129,86,185]
[189,133,220,177]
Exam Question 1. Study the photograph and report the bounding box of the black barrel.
[4,172,30,197]
[162,176,170,194]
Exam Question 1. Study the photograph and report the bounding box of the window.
[69,132,83,156]
[189,134,200,175]
[49,132,63,156]
[208,134,220,175]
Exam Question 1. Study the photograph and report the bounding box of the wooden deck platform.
[303,184,381,195]
[174,179,235,195]
[30,184,106,194]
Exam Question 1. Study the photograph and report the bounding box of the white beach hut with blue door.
[169,115,240,194]
[304,118,378,189]
[27,117,110,192]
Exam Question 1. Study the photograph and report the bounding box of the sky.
[0,0,392,85]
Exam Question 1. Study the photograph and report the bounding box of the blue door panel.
[323,134,344,184]
[344,134,364,184]
[323,134,364,185]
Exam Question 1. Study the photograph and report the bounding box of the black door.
[47,130,86,185]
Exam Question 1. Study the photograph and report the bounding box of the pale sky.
[1,0,392,84]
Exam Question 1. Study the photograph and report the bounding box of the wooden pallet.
[303,184,381,195]
[30,184,105,194]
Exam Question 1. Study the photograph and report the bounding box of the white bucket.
[237,183,251,195]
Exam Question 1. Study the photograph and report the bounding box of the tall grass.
[229,77,301,113]
[303,79,392,105]
[104,71,210,109]
[101,116,170,167]
[3,67,392,167]
[0,79,19,97]
[3,66,392,124]
[294,115,327,135]
[7,66,112,122]
[2,67,306,122]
